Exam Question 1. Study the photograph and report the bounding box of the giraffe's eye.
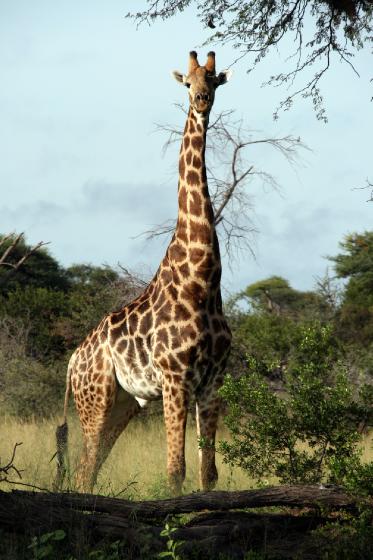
[185,83,191,89]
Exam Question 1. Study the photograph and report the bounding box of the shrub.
[218,323,373,487]
[0,351,66,420]
[0,287,68,359]
[0,318,66,419]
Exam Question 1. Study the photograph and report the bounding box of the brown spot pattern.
[190,222,211,244]
[192,136,203,151]
[190,190,202,216]
[185,150,192,166]
[179,156,185,179]
[67,99,231,496]
[186,170,199,186]
[192,155,201,168]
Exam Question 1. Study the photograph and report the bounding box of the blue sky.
[1,1,372,297]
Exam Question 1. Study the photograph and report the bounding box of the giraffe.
[55,50,232,495]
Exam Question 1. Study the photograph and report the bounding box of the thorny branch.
[0,442,24,484]
[145,107,307,261]
[128,0,373,121]
[117,265,149,292]
[0,442,51,492]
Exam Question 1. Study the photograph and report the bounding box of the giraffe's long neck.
[171,108,221,290]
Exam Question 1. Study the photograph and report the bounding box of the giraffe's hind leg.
[75,381,140,493]
[196,378,223,491]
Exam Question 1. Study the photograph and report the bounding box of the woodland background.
[0,229,372,422]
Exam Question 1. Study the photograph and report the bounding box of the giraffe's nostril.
[195,92,210,103]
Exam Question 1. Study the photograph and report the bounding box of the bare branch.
[0,442,24,484]
[146,107,307,261]
[352,178,373,202]
[115,265,150,307]
[140,219,176,240]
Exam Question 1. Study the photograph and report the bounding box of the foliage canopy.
[130,0,373,120]
[329,231,373,307]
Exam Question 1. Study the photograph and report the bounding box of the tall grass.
[1,413,250,498]
[2,413,372,499]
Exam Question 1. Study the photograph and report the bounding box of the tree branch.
[147,107,307,261]
[0,233,49,271]
[129,0,373,120]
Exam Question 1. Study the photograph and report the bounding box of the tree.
[329,231,373,307]
[329,231,373,345]
[224,274,340,383]
[0,287,69,359]
[129,1,373,121]
[241,275,330,317]
[0,233,67,295]
[59,264,145,349]
[145,107,305,259]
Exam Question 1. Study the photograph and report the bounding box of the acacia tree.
[129,0,373,121]
[144,106,306,260]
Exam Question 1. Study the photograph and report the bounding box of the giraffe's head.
[173,51,231,119]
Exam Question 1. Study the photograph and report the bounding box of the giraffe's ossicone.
[54,51,232,495]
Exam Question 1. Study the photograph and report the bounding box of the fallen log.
[1,484,364,521]
[0,486,370,559]
[178,511,327,559]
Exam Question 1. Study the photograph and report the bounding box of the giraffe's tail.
[53,361,72,491]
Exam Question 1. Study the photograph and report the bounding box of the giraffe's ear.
[172,71,186,84]
[215,69,233,87]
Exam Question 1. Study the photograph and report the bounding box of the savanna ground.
[1,233,373,558]
[2,411,264,498]
[2,410,373,498]
[2,412,373,560]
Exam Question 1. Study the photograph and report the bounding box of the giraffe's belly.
[112,350,163,401]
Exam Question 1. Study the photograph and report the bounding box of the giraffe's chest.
[111,316,231,399]
[111,340,163,400]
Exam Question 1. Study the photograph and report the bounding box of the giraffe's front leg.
[162,377,189,495]
[196,386,221,491]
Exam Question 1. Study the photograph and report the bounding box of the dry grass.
[0,412,251,498]
[1,413,372,500]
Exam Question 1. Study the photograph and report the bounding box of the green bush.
[218,323,373,487]
[0,350,66,420]
[0,287,68,359]
[0,319,66,419]
[229,312,299,371]
[310,517,373,560]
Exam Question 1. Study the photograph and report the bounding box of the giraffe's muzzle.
[194,91,212,114]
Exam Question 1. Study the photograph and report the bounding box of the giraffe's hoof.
[201,465,218,491]
[168,472,185,496]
